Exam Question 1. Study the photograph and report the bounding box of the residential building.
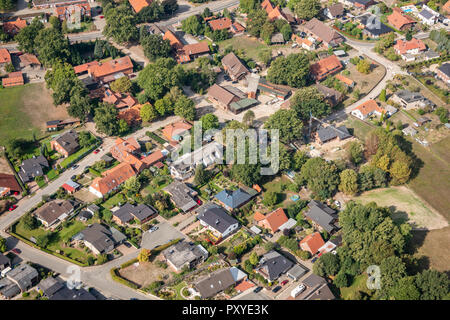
[384,105,398,117]
[178,42,210,63]
[387,7,416,31]
[299,274,336,300]
[300,232,325,255]
[74,223,125,255]
[0,254,11,271]
[303,18,344,47]
[335,74,355,88]
[162,120,192,145]
[304,200,339,233]
[128,0,152,13]
[6,264,39,292]
[111,203,158,225]
[164,181,199,212]
[342,0,375,9]
[221,52,249,81]
[18,155,49,183]
[18,53,41,70]
[162,240,209,272]
[0,48,11,67]
[351,99,384,120]
[255,251,294,282]
[261,0,296,24]
[292,34,317,51]
[89,163,136,198]
[310,55,343,81]
[34,200,76,228]
[194,267,245,298]
[197,203,240,240]
[117,103,146,126]
[32,0,88,9]
[2,18,27,36]
[417,5,440,25]
[324,3,344,19]
[2,71,24,87]
[61,179,80,194]
[208,17,232,30]
[50,130,79,158]
[0,173,21,197]
[214,188,255,211]
[102,89,138,110]
[394,38,426,60]
[76,56,133,83]
[37,277,96,300]
[391,90,435,109]
[314,83,343,107]
[257,77,291,100]
[54,3,91,21]
[436,63,450,85]
[254,208,289,234]
[357,13,392,38]
[207,83,241,109]
[315,125,351,144]
[164,29,183,51]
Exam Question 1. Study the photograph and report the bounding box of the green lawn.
[340,274,371,300]
[218,36,285,62]
[60,145,95,169]
[171,281,187,300]
[142,175,173,196]
[343,117,375,141]
[46,169,60,181]
[102,193,127,209]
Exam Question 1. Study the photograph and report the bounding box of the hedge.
[110,268,139,289]
[60,140,100,169]
[121,258,139,269]
[89,168,102,177]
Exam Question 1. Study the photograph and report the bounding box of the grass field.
[343,117,375,141]
[340,274,371,300]
[353,186,448,230]
[0,83,69,146]
[407,136,450,222]
[218,36,284,62]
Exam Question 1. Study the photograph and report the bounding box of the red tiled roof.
[253,212,266,222]
[164,30,183,49]
[73,60,99,74]
[3,18,27,35]
[388,7,416,29]
[443,0,450,14]
[54,3,91,17]
[268,6,283,20]
[208,17,232,31]
[335,74,354,86]
[235,280,255,292]
[258,208,289,233]
[181,42,210,56]
[2,72,24,87]
[0,48,11,64]
[230,22,245,33]
[300,232,325,254]
[310,55,343,80]
[89,56,133,79]
[129,0,152,13]
[142,150,164,166]
[162,120,192,143]
[18,53,40,66]
[0,173,21,192]
[261,0,274,14]
[394,38,426,55]
[353,99,384,116]
[62,183,76,193]
[117,103,145,125]
[90,163,136,196]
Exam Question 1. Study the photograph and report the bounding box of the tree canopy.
[266,53,310,88]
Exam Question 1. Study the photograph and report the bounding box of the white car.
[148,226,158,233]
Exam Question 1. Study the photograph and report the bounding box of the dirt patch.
[119,260,173,288]
[0,155,14,175]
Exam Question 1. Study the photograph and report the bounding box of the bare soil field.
[119,260,173,289]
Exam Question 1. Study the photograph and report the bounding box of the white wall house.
[417,5,440,25]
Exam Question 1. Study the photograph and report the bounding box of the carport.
[287,264,307,281]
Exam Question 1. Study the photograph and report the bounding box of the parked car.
[281,280,289,286]
[71,164,79,170]
[149,226,159,233]
[99,15,104,19]
[253,286,263,293]
[93,149,100,154]
[272,286,282,293]
[8,205,17,211]
[11,248,21,254]
[311,257,318,263]
[266,233,273,238]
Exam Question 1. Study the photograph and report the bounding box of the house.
[416,116,431,127]
[2,18,27,37]
[0,48,11,67]
[394,38,426,60]
[54,3,91,21]
[34,200,75,228]
[298,274,335,300]
[32,0,89,9]
[303,18,344,48]
[324,3,344,19]
[255,251,294,282]
[315,125,351,144]
[0,254,11,271]
[50,130,79,158]
[82,56,133,83]
[197,203,240,240]
[4,264,38,292]
[164,181,199,212]
[207,84,240,109]
[230,22,246,34]
[384,105,398,117]
[77,210,93,222]
[74,223,123,255]
[112,203,157,225]
[170,142,223,180]
[292,34,317,51]
[208,17,232,31]
[351,99,384,120]
[0,173,22,197]
[128,0,152,13]
[179,42,210,62]
[391,90,435,109]
[271,32,285,44]
[300,232,325,255]
[315,83,343,107]
[102,89,138,110]
[310,55,343,81]
[89,163,136,198]
[402,126,418,136]
[286,264,307,281]
[214,188,254,211]
[423,50,440,61]
[261,0,297,24]
[343,0,375,9]
[417,5,440,25]
[194,267,244,298]
[18,53,41,70]
[335,74,355,88]
[37,277,96,300]
[221,52,249,81]
[73,60,100,75]
[254,208,289,234]
[18,155,49,183]
[387,7,416,31]
[162,120,193,144]
[2,71,24,87]
[86,204,100,215]
[117,103,146,126]
[61,179,80,194]
[304,200,339,233]
[436,63,450,85]
[162,240,209,272]
[163,29,183,50]
[257,77,291,100]
[357,13,392,38]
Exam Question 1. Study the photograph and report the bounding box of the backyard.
[342,116,375,141]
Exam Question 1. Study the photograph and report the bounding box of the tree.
[264,109,303,143]
[34,28,70,67]
[174,95,195,121]
[124,176,141,193]
[231,163,261,186]
[258,48,272,65]
[21,213,38,230]
[49,16,61,31]
[389,160,411,185]
[239,0,260,13]
[339,169,358,195]
[292,150,309,171]
[390,276,420,300]
[181,15,203,36]
[94,39,104,59]
[280,24,292,42]
[16,18,44,53]
[36,234,50,248]
[45,61,82,105]
[141,34,172,61]
[267,53,310,88]
[356,59,371,74]
[260,21,275,44]
[0,0,15,10]
[193,164,208,185]
[68,88,93,120]
[97,254,108,264]
[246,9,268,38]
[118,119,130,134]
[415,270,450,300]
[110,76,132,93]
[292,0,321,20]
[379,88,386,102]
[4,63,15,73]
[103,4,138,43]
[78,131,95,148]
[345,141,364,165]
[334,271,350,288]
[200,114,219,131]
[242,110,255,127]
[0,236,6,253]
[262,191,279,207]
[299,158,340,199]
[249,252,259,265]
[379,256,407,296]
[140,103,158,122]
[290,86,331,120]
[313,252,340,277]
[138,249,151,262]
[434,107,448,124]
[93,103,119,135]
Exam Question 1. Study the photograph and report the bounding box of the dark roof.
[303,273,327,288]
[0,173,21,192]
[77,223,115,254]
[38,277,65,297]
[78,210,93,220]
[438,63,450,77]
[50,286,96,300]
[316,125,351,143]
[214,188,253,209]
[0,253,10,267]
[314,83,343,107]
[87,204,100,213]
[222,52,249,79]
[162,240,208,270]
[164,181,198,212]
[46,120,61,126]
[257,251,294,281]
[6,264,38,291]
[305,283,336,300]
[349,0,373,5]
[53,130,79,155]
[394,90,426,103]
[304,200,337,233]
[258,77,291,99]
[19,155,49,182]
[359,14,392,36]
[197,204,239,234]
[113,203,157,223]
[419,9,434,19]
[194,268,236,298]
[34,200,75,226]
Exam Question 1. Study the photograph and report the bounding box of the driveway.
[140,221,186,250]
[233,289,273,300]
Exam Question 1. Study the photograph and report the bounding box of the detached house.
[162,240,209,273]
[315,125,351,144]
[254,208,289,234]
[324,3,344,19]
[50,130,79,158]
[164,181,199,212]
[2,72,24,88]
[75,56,133,84]
[18,53,41,70]
[194,267,246,298]
[394,38,426,61]
[162,120,192,145]
[34,200,76,228]
[89,163,136,198]
[197,203,240,240]
[303,18,344,48]
[54,3,91,21]
[417,5,440,25]
[18,155,49,183]
[214,188,255,211]
[304,200,339,233]
[74,223,125,255]
[222,52,249,81]
[391,90,435,109]
[387,7,416,31]
[300,232,325,255]
[262,0,297,24]
[128,0,152,13]
[112,203,158,225]
[436,63,450,85]
[2,18,27,37]
[351,99,384,120]
[255,251,294,282]
[0,48,11,67]
[310,55,343,81]
[0,173,21,197]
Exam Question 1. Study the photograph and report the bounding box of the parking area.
[115,243,136,256]
[140,221,187,250]
[234,290,273,300]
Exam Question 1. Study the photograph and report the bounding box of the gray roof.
[194,268,236,298]
[0,253,10,267]
[257,251,294,281]
[304,200,337,233]
[50,286,96,300]
[34,200,74,226]
[214,188,253,210]
[419,9,434,20]
[438,63,450,77]
[316,125,351,143]
[164,181,198,212]
[327,3,344,17]
[101,154,114,162]
[222,52,249,80]
[287,264,307,279]
[303,273,326,288]
[6,264,38,291]
[19,155,49,183]
[394,90,426,103]
[53,130,79,155]
[113,203,157,223]
[305,283,335,300]
[0,278,20,298]
[315,83,343,107]
[38,277,65,297]
[77,223,115,254]
[271,32,285,44]
[87,204,100,213]
[197,204,239,234]
[303,18,343,46]
[162,240,208,270]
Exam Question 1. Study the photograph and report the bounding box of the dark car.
[311,257,318,263]
[266,233,273,238]
[272,286,282,293]
[253,286,263,293]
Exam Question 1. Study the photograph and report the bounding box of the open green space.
[102,192,127,210]
[340,274,371,300]
[343,117,375,141]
